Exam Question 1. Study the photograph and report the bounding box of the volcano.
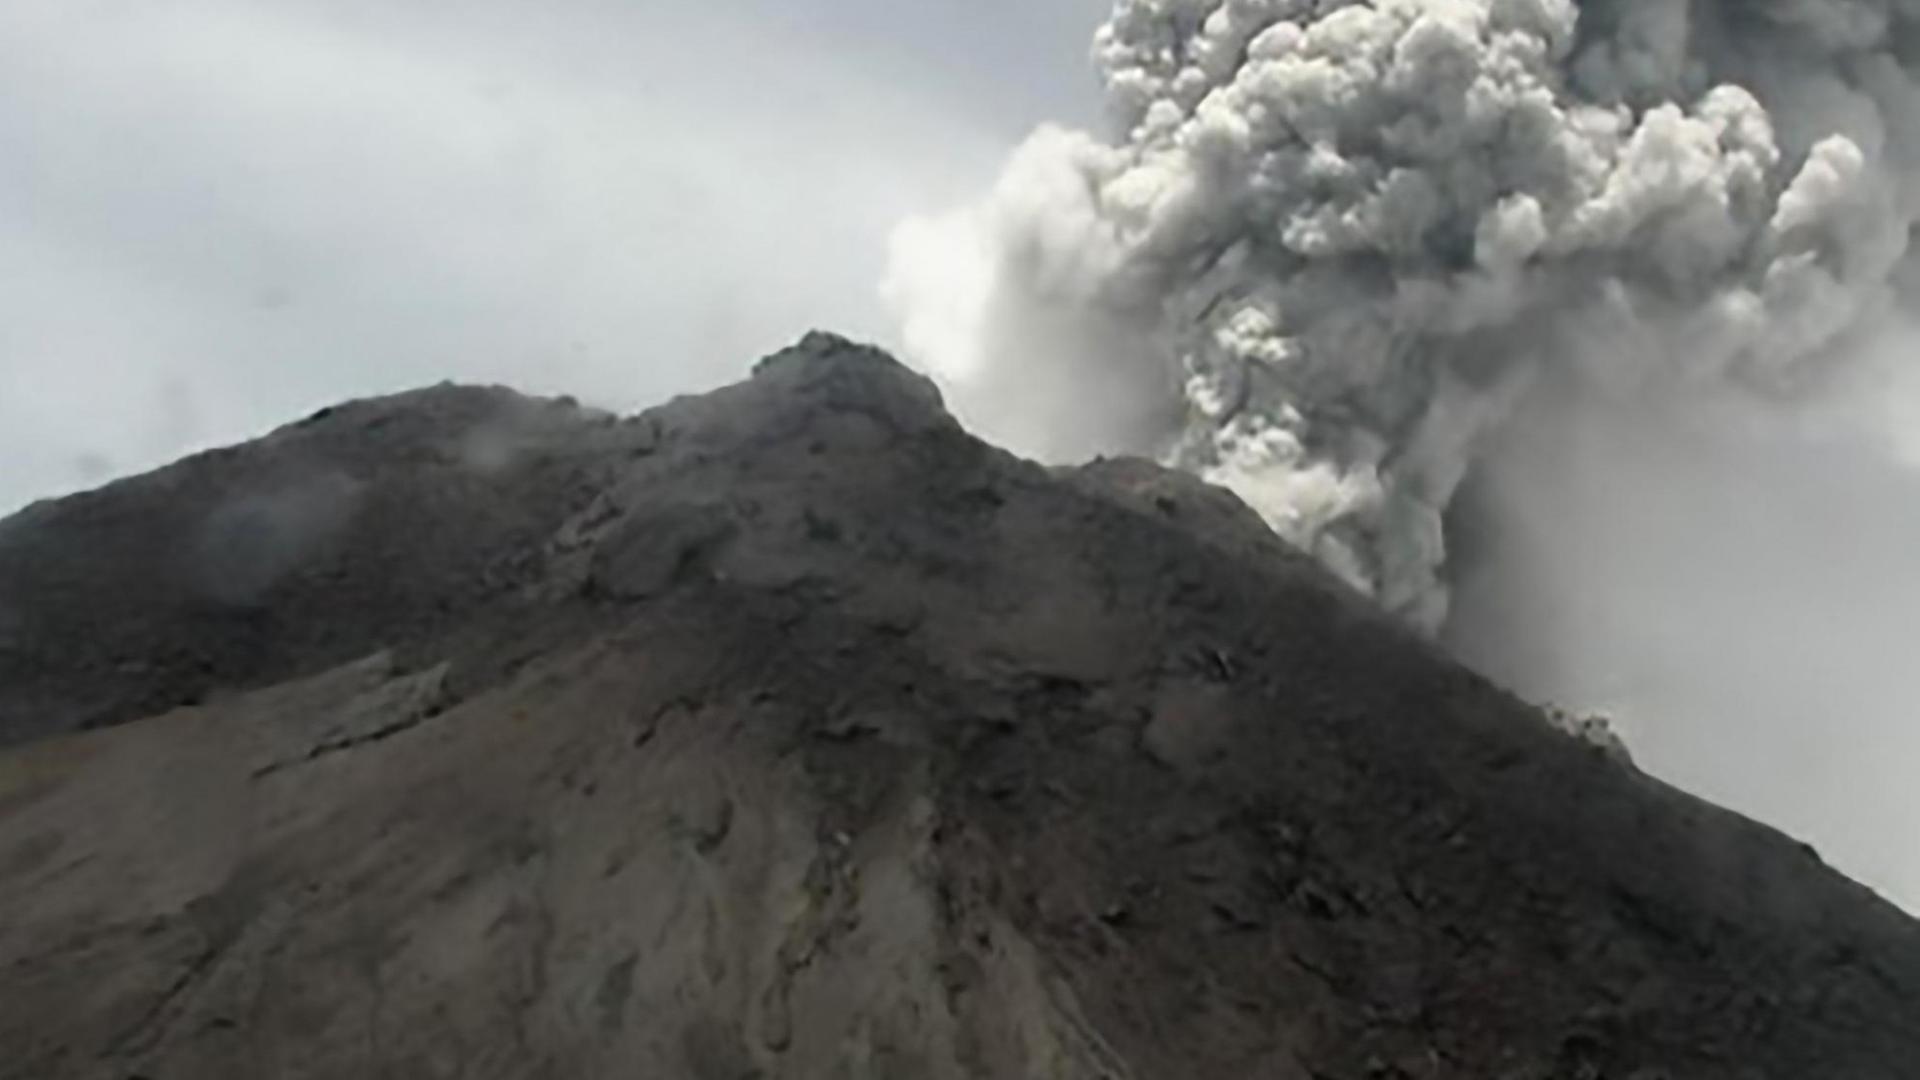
[1,334,1915,1078]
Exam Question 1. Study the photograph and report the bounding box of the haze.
[0,0,1107,511]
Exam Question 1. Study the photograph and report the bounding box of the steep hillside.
[2,334,1916,1078]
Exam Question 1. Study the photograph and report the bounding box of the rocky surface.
[1,333,1917,1078]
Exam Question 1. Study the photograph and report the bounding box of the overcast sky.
[0,0,1111,511]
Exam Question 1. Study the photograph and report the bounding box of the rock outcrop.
[2,334,1917,1078]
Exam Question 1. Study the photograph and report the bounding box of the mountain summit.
[2,334,1916,1078]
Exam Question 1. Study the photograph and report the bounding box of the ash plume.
[886,0,1920,630]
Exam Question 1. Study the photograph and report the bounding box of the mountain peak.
[1,335,1916,1078]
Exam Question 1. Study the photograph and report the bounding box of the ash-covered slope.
[1,334,1917,1079]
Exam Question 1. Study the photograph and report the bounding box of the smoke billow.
[885,0,1920,631]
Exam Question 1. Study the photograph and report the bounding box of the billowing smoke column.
[886,0,1920,629]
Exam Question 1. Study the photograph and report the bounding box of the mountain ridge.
[1,333,1916,1078]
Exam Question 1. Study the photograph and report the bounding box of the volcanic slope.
[1,334,1916,1079]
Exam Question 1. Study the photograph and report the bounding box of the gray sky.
[0,0,1111,511]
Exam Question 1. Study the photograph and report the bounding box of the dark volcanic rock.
[0,381,640,746]
[0,333,1916,1078]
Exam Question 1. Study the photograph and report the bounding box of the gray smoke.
[885,0,1920,630]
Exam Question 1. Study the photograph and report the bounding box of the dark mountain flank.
[1,334,1916,1078]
